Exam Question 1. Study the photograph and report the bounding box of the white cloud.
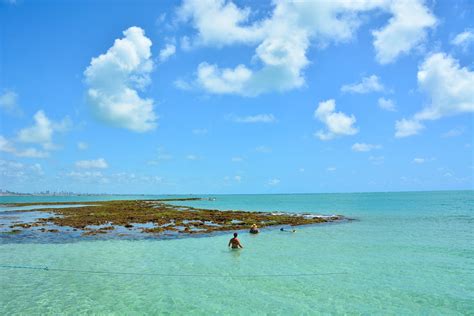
[197,62,252,94]
[77,142,88,150]
[159,43,176,62]
[231,157,243,162]
[451,29,474,50]
[314,99,358,140]
[413,158,425,164]
[174,79,194,91]
[14,148,49,158]
[0,136,49,158]
[415,53,474,120]
[395,53,474,137]
[234,175,242,182]
[178,0,436,95]
[66,171,109,184]
[15,110,70,150]
[0,159,44,182]
[0,136,17,154]
[441,127,465,138]
[326,167,336,172]
[230,113,276,123]
[0,90,22,115]
[352,143,381,152]
[75,158,108,169]
[84,26,157,132]
[0,109,69,158]
[176,0,263,47]
[267,178,280,186]
[395,118,424,138]
[378,97,396,111]
[17,110,54,146]
[341,75,384,94]
[372,0,436,64]
[180,36,192,51]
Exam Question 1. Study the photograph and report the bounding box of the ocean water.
[1,191,473,314]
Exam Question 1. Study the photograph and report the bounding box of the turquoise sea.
[1,191,473,314]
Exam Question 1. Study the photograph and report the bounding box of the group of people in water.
[228,224,296,249]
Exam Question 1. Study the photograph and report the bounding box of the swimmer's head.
[233,232,238,237]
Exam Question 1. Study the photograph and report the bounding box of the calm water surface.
[1,191,473,314]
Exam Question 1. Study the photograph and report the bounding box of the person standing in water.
[228,232,243,249]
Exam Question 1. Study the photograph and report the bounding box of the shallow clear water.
[1,191,473,314]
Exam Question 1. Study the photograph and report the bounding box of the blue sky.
[0,0,473,194]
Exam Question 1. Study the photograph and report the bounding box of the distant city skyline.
[1,0,473,194]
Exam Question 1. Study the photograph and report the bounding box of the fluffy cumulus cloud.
[352,143,381,152]
[372,0,436,64]
[176,0,263,46]
[395,53,474,137]
[16,110,71,149]
[75,158,108,169]
[341,75,384,94]
[84,26,157,132]
[1,110,69,158]
[416,53,474,120]
[314,99,358,141]
[178,0,436,96]
[17,110,53,147]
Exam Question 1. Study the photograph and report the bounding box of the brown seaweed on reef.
[2,199,345,238]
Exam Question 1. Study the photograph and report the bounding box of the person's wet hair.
[233,232,238,237]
